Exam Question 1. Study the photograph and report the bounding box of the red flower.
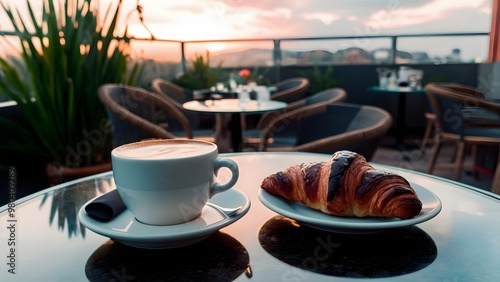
[239,69,251,79]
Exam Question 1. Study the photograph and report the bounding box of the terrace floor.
[372,136,494,192]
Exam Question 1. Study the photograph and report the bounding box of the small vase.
[46,162,112,186]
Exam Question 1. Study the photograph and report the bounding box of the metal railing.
[1,30,491,81]
[127,32,490,73]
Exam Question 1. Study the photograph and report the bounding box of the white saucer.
[78,189,250,249]
[258,182,441,234]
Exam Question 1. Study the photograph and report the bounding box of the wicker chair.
[420,83,485,156]
[425,83,500,193]
[98,84,207,147]
[271,77,310,103]
[151,78,193,110]
[151,78,210,128]
[241,88,347,150]
[257,102,392,161]
[242,77,311,130]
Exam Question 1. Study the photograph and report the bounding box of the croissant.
[261,150,422,219]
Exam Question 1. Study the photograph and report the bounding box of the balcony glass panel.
[130,40,182,82]
[280,38,392,65]
[184,41,274,68]
[397,36,489,64]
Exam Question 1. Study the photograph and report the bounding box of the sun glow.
[205,42,228,53]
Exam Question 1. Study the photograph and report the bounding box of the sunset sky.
[127,0,492,40]
[0,0,494,62]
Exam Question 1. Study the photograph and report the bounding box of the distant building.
[370,48,413,63]
[339,48,372,64]
[446,48,462,62]
[410,52,432,63]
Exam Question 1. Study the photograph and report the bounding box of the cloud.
[363,0,491,30]
[168,4,205,14]
[124,0,492,40]
[1,0,491,42]
[302,12,341,25]
[262,8,293,19]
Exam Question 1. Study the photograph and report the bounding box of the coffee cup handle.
[210,158,239,197]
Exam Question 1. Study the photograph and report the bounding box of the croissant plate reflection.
[258,215,438,278]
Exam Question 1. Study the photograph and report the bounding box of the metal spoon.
[206,202,241,217]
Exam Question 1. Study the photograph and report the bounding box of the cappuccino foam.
[114,140,214,159]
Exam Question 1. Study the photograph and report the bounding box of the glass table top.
[2,152,500,281]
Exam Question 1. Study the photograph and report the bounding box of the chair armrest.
[256,99,306,129]
[263,131,361,152]
[264,115,392,153]
[100,93,178,140]
[153,94,194,139]
[258,104,328,151]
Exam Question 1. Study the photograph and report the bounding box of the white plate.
[78,189,250,249]
[258,182,441,234]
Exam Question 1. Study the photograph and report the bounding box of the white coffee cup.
[111,139,239,225]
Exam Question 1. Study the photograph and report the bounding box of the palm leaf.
[0,0,142,167]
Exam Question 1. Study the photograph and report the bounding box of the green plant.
[247,67,271,86]
[0,0,142,168]
[299,65,341,94]
[172,51,222,89]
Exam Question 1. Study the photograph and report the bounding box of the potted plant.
[172,51,222,90]
[298,65,341,93]
[0,0,144,185]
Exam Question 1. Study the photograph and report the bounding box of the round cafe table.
[183,98,287,152]
[2,152,500,281]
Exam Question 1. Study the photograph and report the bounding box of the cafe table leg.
[228,113,243,152]
[215,113,231,153]
[395,91,408,151]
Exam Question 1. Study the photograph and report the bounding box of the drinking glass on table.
[237,85,250,108]
[256,86,270,106]
[408,74,422,89]
[229,74,237,91]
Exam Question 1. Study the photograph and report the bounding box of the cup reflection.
[85,231,249,281]
[258,215,437,278]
